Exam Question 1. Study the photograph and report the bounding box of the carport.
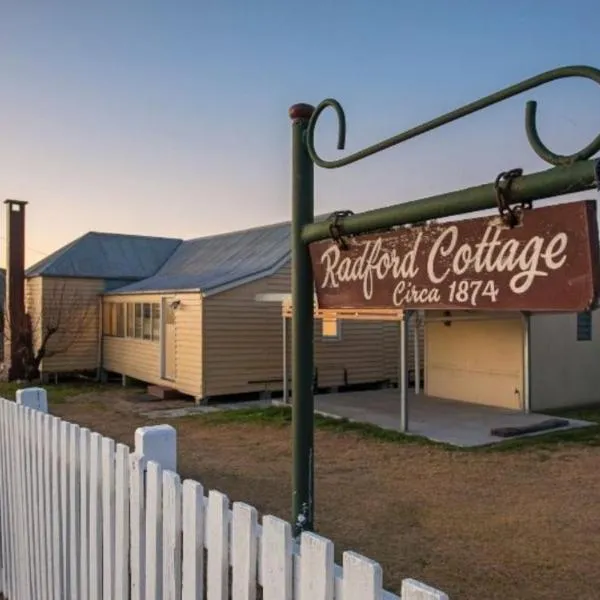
[310,387,591,447]
[256,293,423,432]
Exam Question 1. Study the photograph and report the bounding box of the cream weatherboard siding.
[529,311,600,411]
[25,276,43,356]
[25,276,105,374]
[424,312,524,409]
[101,292,203,398]
[202,261,403,399]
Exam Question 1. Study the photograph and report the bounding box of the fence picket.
[130,453,146,600]
[182,479,204,600]
[15,404,30,598]
[10,404,20,598]
[231,502,258,600]
[102,437,117,600]
[31,410,47,600]
[43,413,55,598]
[401,579,450,600]
[50,417,63,598]
[69,423,82,600]
[80,428,92,598]
[115,443,131,600]
[22,408,37,599]
[89,431,103,599]
[60,420,71,599]
[145,460,164,600]
[341,551,383,600]
[34,410,48,600]
[298,532,335,600]
[162,470,183,599]
[261,515,293,600]
[207,490,230,600]
[0,401,10,596]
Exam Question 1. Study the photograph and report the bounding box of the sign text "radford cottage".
[309,200,600,312]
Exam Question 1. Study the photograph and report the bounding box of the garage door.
[425,317,524,409]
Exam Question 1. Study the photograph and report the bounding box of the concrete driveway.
[312,388,593,447]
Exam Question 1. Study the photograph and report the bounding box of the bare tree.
[2,281,96,382]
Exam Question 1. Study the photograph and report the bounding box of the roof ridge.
[86,231,183,243]
[184,219,290,244]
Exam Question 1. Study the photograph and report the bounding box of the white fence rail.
[0,389,449,599]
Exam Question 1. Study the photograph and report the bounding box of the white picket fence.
[0,388,449,599]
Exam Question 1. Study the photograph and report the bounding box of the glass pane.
[134,304,142,338]
[322,318,340,340]
[151,303,160,341]
[127,303,135,337]
[116,304,125,337]
[143,303,152,340]
[110,304,117,336]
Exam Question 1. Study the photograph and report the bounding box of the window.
[102,303,126,337]
[151,303,161,340]
[134,304,143,338]
[127,303,135,338]
[142,303,152,340]
[577,311,592,341]
[322,317,341,341]
[115,301,161,341]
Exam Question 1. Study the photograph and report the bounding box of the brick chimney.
[4,199,28,380]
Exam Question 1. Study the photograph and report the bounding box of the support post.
[399,312,408,432]
[522,312,531,413]
[282,314,288,404]
[289,103,315,535]
[413,312,420,395]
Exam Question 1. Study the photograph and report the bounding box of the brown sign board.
[309,200,600,313]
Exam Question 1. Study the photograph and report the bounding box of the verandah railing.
[0,388,448,599]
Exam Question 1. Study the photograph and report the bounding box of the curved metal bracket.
[306,65,600,169]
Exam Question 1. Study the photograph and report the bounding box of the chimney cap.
[4,199,28,206]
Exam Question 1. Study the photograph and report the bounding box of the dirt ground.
[46,387,600,600]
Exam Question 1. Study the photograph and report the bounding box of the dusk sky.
[1,1,599,267]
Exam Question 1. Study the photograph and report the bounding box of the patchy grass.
[0,380,130,405]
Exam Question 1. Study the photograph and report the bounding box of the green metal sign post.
[289,65,600,535]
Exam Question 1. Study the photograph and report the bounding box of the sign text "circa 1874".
[309,200,600,312]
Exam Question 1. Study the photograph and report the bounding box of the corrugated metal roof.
[108,220,291,295]
[26,232,182,280]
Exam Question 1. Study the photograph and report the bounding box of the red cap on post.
[289,103,315,121]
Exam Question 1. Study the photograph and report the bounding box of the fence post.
[134,424,177,472]
[16,387,48,413]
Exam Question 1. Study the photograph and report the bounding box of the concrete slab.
[309,389,593,447]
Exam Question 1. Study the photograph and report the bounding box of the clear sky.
[1,0,599,267]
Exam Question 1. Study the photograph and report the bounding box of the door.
[162,298,177,381]
[425,317,524,409]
